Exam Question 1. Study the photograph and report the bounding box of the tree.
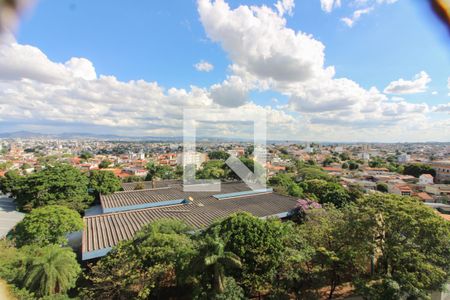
[83,219,196,299]
[297,205,374,299]
[204,213,288,295]
[0,169,23,196]
[226,157,265,184]
[20,245,80,297]
[347,183,365,202]
[14,205,83,247]
[145,162,176,181]
[402,163,436,178]
[208,151,230,160]
[296,166,333,182]
[339,153,350,161]
[121,175,144,183]
[12,164,92,212]
[0,240,27,283]
[89,170,122,198]
[347,161,359,170]
[98,160,111,169]
[199,237,242,294]
[300,179,350,207]
[197,161,227,180]
[354,194,450,299]
[79,151,93,160]
[268,173,303,197]
[322,156,338,167]
[376,182,388,193]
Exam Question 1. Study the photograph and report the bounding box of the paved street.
[0,195,24,238]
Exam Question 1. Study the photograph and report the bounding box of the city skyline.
[0,0,449,142]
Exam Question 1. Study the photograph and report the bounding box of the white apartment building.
[177,152,207,170]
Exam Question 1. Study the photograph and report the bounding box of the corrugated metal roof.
[83,184,297,258]
[103,182,251,209]
[121,179,182,191]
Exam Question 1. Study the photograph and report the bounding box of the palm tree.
[203,237,242,294]
[22,245,81,297]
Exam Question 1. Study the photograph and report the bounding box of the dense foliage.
[1,164,92,212]
[354,194,450,299]
[14,205,83,247]
[208,151,230,160]
[89,170,122,198]
[145,162,177,180]
[0,241,81,299]
[402,163,436,178]
[196,157,264,184]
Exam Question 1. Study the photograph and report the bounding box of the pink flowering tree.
[292,199,322,223]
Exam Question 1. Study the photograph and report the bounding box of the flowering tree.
[293,199,322,223]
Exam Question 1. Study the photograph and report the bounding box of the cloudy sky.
[0,0,449,142]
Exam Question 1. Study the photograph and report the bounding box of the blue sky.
[0,0,449,141]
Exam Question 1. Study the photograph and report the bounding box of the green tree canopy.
[197,160,227,180]
[14,205,83,247]
[79,151,93,160]
[98,160,111,169]
[268,173,303,197]
[0,169,23,195]
[194,236,242,295]
[354,194,450,299]
[20,245,80,297]
[402,163,436,178]
[347,160,359,170]
[204,212,288,295]
[296,205,374,299]
[376,182,388,193]
[11,164,92,212]
[89,170,122,198]
[145,162,176,181]
[296,165,334,182]
[300,179,351,207]
[208,151,230,160]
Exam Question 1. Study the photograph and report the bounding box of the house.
[425,184,450,197]
[123,167,148,177]
[414,192,433,202]
[388,184,412,196]
[157,153,178,166]
[82,181,298,260]
[419,174,434,185]
[227,148,245,158]
[430,161,450,183]
[365,167,390,175]
[322,166,343,175]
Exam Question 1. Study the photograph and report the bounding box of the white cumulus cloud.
[384,71,431,94]
[194,60,214,72]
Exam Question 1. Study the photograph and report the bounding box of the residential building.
[430,161,450,183]
[398,153,411,163]
[419,173,434,185]
[388,184,413,196]
[425,184,450,197]
[177,151,207,170]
